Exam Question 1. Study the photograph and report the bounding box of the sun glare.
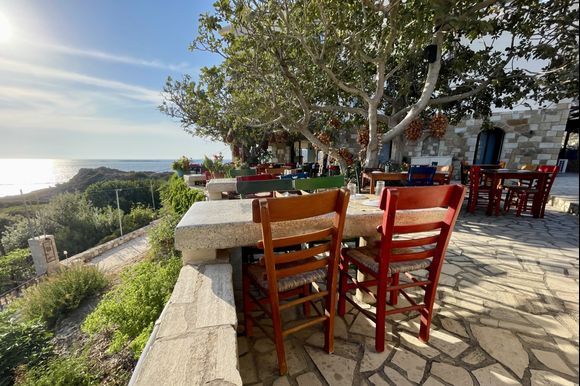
[0,12,13,43]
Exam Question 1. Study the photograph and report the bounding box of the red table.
[480,169,549,218]
[362,171,450,194]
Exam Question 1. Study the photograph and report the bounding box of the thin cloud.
[0,57,161,103]
[22,38,196,73]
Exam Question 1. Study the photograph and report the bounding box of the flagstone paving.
[237,208,579,386]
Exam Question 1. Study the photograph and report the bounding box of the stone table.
[205,178,237,200]
[183,173,207,187]
[175,194,446,263]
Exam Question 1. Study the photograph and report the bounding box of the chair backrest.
[237,178,294,195]
[237,174,276,182]
[252,189,350,292]
[294,175,345,191]
[537,165,559,193]
[230,168,257,177]
[279,172,309,180]
[265,168,286,175]
[377,185,466,276]
[407,166,437,186]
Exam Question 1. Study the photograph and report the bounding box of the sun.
[0,12,13,43]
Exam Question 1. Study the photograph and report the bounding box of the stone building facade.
[268,104,571,176]
[396,103,571,177]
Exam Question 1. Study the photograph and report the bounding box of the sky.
[0,0,230,159]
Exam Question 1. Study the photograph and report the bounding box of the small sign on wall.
[42,238,57,263]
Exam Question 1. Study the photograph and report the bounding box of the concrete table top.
[205,178,237,193]
[175,194,446,251]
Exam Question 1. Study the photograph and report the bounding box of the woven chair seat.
[247,264,327,292]
[343,244,432,274]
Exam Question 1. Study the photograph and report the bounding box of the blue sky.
[0,0,230,159]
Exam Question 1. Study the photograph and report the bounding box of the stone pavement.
[549,174,579,215]
[237,207,579,386]
[86,235,149,273]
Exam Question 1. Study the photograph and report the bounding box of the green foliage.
[82,258,181,357]
[0,249,35,293]
[17,355,99,386]
[148,213,181,260]
[1,192,118,256]
[0,312,53,386]
[171,156,191,173]
[122,205,157,234]
[202,153,232,176]
[160,174,205,216]
[85,179,162,213]
[16,265,108,328]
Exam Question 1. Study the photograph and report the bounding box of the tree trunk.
[365,103,380,167]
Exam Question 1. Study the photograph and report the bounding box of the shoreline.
[0,167,172,207]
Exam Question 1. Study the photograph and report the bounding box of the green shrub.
[82,258,181,357]
[17,355,98,386]
[0,312,53,386]
[16,265,108,328]
[0,249,35,293]
[160,175,205,216]
[147,213,181,260]
[85,179,163,213]
[122,205,157,233]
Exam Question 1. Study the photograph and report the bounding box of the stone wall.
[400,104,571,177]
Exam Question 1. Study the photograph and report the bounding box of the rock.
[305,346,356,386]
[273,376,291,386]
[532,349,576,376]
[399,332,441,358]
[238,354,258,384]
[472,325,529,378]
[360,338,394,372]
[428,329,469,358]
[441,317,469,338]
[423,377,446,386]
[472,364,520,386]
[296,372,323,386]
[391,347,426,383]
[462,348,487,365]
[431,362,473,386]
[382,367,414,386]
[530,370,576,386]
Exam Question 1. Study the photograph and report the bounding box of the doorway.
[473,127,505,165]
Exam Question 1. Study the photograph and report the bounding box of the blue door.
[474,128,504,165]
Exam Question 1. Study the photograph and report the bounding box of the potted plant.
[203,153,231,179]
[172,156,191,177]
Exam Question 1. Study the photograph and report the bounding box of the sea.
[0,159,187,198]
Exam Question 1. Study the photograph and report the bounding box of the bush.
[16,265,108,328]
[17,355,99,386]
[122,205,157,234]
[0,249,35,293]
[147,213,181,260]
[0,218,45,255]
[85,179,163,213]
[160,175,205,216]
[82,258,181,357]
[0,312,53,386]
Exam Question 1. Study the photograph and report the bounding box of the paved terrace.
[238,208,579,386]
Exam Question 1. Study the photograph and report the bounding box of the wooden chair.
[243,189,350,375]
[230,168,257,177]
[406,166,437,186]
[467,166,502,214]
[504,165,559,217]
[338,185,466,352]
[435,165,453,185]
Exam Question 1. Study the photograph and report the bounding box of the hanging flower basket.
[429,113,449,139]
[357,129,369,147]
[338,148,355,165]
[405,118,424,141]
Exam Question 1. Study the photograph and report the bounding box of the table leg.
[370,176,376,195]
[355,236,379,304]
[486,175,499,216]
[532,174,547,218]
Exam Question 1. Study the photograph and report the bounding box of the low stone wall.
[129,262,242,386]
[61,221,158,266]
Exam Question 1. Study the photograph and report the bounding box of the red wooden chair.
[467,166,502,214]
[338,185,465,352]
[243,189,350,375]
[504,165,559,217]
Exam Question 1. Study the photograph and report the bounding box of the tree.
[164,0,578,168]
